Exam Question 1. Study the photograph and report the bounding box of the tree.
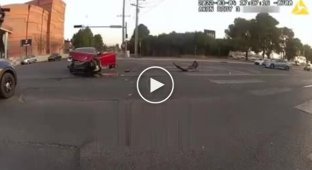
[130,24,150,41]
[71,27,94,48]
[225,18,252,60]
[303,44,312,62]
[139,31,232,57]
[128,24,150,54]
[253,13,280,58]
[285,38,302,60]
[93,34,105,51]
[279,27,294,59]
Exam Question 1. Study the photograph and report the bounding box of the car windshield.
[2,1,312,170]
[74,47,97,54]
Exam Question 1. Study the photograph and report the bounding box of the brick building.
[1,0,65,59]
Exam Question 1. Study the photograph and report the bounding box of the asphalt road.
[1,58,312,170]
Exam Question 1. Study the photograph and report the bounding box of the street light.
[109,25,123,28]
[73,25,123,29]
[73,25,83,28]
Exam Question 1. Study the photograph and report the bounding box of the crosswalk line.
[295,100,312,115]
[186,73,287,77]
[210,79,263,84]
[249,88,291,96]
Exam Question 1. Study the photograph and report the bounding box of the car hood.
[0,59,13,67]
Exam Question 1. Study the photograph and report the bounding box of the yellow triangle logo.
[292,0,309,15]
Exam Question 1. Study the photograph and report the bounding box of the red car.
[67,47,116,74]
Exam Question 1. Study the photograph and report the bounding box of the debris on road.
[173,61,199,72]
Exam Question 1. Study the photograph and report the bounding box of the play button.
[150,78,164,93]
[136,66,175,104]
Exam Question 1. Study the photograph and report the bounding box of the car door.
[275,59,282,68]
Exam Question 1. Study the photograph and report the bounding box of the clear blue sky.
[1,0,312,46]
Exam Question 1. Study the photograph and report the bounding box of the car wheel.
[270,64,275,69]
[68,63,75,74]
[0,72,16,99]
[69,67,74,74]
[285,66,290,70]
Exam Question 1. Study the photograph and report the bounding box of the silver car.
[21,55,37,65]
[264,59,291,70]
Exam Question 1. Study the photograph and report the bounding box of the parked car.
[262,59,271,66]
[48,53,62,62]
[264,59,291,70]
[0,59,17,98]
[67,47,116,75]
[304,63,312,71]
[254,59,264,65]
[21,55,37,65]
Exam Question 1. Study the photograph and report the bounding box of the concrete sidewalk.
[9,54,68,66]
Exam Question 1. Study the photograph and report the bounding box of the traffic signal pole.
[135,0,139,57]
[122,0,126,44]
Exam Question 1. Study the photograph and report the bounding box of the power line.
[131,0,144,57]
[140,0,167,14]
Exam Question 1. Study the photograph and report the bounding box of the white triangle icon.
[150,78,164,93]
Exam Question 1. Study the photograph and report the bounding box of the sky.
[1,0,312,46]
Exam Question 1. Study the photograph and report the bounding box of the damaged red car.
[67,47,116,75]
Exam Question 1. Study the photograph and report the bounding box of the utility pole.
[122,0,126,44]
[135,0,139,57]
[131,1,143,57]
[125,22,128,54]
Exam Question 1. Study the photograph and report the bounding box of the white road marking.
[249,88,291,96]
[210,79,264,84]
[295,99,312,115]
[186,73,287,77]
[304,85,312,88]
[187,73,251,76]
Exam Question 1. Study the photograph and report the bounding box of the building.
[204,29,216,39]
[1,0,65,59]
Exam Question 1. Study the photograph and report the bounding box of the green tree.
[93,34,105,51]
[303,44,312,62]
[252,13,280,58]
[279,27,294,59]
[225,18,252,60]
[71,27,94,48]
[128,24,150,54]
[139,31,231,57]
[130,24,150,41]
[285,38,302,60]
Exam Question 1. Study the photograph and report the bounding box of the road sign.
[204,29,216,39]
[20,39,32,47]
